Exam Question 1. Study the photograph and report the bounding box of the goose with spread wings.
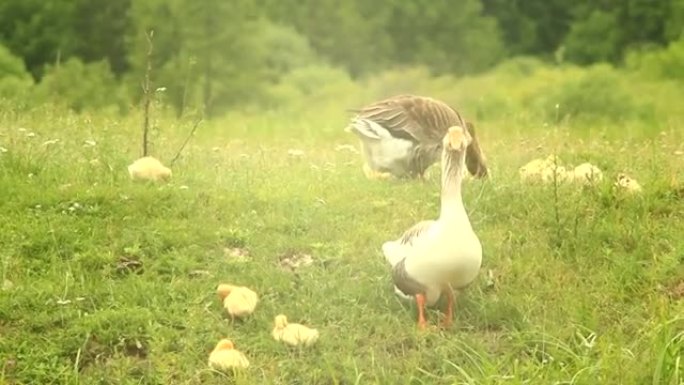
[346,94,488,180]
[382,125,483,329]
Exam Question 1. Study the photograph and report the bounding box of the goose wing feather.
[398,220,436,246]
[354,95,464,144]
[382,220,435,267]
[348,118,393,140]
[349,94,488,179]
[383,219,437,302]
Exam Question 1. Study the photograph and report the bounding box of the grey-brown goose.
[345,94,488,180]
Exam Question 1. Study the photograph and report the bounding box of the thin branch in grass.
[170,117,203,167]
[141,30,154,157]
[73,345,82,375]
[179,57,197,119]
[551,156,563,250]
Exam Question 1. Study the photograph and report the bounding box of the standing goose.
[346,94,488,180]
[382,125,483,329]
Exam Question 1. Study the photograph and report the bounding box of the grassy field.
[1,82,683,385]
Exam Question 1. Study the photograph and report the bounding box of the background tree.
[258,0,393,76]
[0,0,76,78]
[72,0,131,76]
[384,0,503,74]
[1,0,683,115]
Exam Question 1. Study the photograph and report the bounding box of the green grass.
[0,104,683,385]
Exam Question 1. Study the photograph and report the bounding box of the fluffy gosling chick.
[615,173,642,193]
[519,155,564,183]
[540,164,570,184]
[216,284,258,319]
[271,314,319,347]
[127,156,172,182]
[519,158,547,182]
[208,339,249,371]
[571,163,604,184]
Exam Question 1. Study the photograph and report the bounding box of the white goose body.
[386,212,482,306]
[382,125,483,328]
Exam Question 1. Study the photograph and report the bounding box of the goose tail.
[382,240,405,267]
[383,242,414,301]
[347,118,390,140]
[393,286,413,301]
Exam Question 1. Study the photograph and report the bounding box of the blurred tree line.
[0,0,682,115]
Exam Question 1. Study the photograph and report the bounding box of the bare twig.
[179,57,197,119]
[141,30,154,157]
[170,117,202,167]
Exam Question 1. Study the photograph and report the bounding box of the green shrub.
[362,66,438,99]
[456,57,548,121]
[251,19,320,83]
[563,10,621,64]
[264,63,359,108]
[232,19,327,111]
[0,43,34,102]
[492,56,547,78]
[526,64,654,125]
[625,39,684,80]
[36,58,129,113]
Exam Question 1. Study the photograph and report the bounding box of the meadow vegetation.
[1,1,684,384]
[1,51,683,384]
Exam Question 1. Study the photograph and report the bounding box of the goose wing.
[351,94,489,179]
[353,95,464,144]
[398,220,435,246]
[382,220,435,267]
[383,220,436,301]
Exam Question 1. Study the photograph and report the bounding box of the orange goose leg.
[441,287,455,328]
[415,294,428,330]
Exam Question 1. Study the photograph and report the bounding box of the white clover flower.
[334,144,359,154]
[287,149,305,157]
[68,202,82,213]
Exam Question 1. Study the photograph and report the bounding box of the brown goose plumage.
[348,94,488,179]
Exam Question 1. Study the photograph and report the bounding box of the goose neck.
[439,150,467,221]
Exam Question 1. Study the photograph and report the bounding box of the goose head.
[274,314,289,329]
[464,122,488,178]
[443,125,472,153]
[214,339,235,351]
[216,284,236,300]
[440,125,472,188]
